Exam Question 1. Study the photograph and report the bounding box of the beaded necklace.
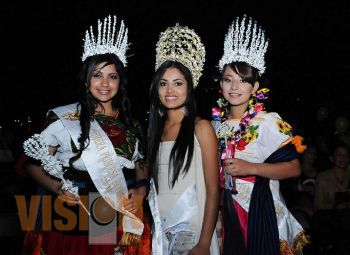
[212,88,269,193]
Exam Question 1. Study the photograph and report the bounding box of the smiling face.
[158,67,188,110]
[89,62,119,105]
[221,65,259,108]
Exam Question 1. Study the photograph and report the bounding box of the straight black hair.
[147,60,196,191]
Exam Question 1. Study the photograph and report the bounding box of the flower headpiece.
[218,15,269,75]
[155,24,206,88]
[81,15,129,66]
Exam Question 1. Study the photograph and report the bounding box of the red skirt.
[24,215,151,255]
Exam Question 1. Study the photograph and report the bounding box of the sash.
[223,143,303,255]
[148,135,220,254]
[148,181,198,255]
[52,103,143,237]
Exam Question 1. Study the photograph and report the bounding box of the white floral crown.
[218,15,269,75]
[81,15,129,66]
[155,24,206,88]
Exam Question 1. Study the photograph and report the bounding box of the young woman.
[147,24,220,255]
[23,15,150,254]
[212,15,308,255]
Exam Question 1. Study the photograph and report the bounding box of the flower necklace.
[212,88,269,193]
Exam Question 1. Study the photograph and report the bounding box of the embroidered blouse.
[212,111,292,163]
[40,110,143,172]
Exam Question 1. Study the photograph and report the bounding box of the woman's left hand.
[122,188,145,214]
[188,243,210,255]
[224,158,256,176]
[122,190,137,214]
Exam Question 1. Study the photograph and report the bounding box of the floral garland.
[212,88,269,193]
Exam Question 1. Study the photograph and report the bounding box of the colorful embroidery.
[213,88,270,193]
[47,111,139,161]
[95,114,138,161]
[276,119,292,136]
[236,124,259,151]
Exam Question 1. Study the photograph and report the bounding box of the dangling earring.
[158,108,164,117]
[182,106,189,116]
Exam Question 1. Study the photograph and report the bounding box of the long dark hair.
[69,53,135,166]
[148,60,196,191]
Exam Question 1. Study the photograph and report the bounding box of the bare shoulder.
[195,117,216,141]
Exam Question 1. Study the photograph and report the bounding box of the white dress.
[149,137,220,255]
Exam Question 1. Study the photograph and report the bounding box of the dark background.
[1,1,350,253]
[1,0,350,140]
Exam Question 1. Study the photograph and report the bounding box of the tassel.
[119,232,142,246]
[279,240,295,255]
[292,231,310,254]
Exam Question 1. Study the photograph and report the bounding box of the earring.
[158,109,164,117]
[182,107,189,116]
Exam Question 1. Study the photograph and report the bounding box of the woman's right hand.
[53,180,79,205]
[57,189,79,205]
[224,158,256,176]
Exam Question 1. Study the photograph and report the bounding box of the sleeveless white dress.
[149,137,220,255]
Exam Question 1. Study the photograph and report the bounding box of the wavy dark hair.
[223,62,259,85]
[69,53,136,167]
[148,60,196,191]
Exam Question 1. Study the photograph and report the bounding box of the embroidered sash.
[53,103,143,237]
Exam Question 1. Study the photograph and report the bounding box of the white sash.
[148,135,220,254]
[53,103,143,236]
[233,178,304,246]
[148,181,198,255]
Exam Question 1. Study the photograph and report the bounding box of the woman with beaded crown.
[147,24,220,254]
[22,15,151,254]
[212,15,309,255]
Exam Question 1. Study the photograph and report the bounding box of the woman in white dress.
[147,24,220,255]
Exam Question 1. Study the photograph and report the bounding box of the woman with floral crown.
[147,24,220,255]
[212,15,309,255]
[22,15,151,254]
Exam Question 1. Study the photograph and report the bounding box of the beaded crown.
[219,15,269,75]
[155,24,206,88]
[81,15,129,66]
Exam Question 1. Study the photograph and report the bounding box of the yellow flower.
[251,130,258,141]
[277,119,292,134]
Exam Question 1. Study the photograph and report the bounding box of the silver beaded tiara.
[81,15,129,66]
[218,15,269,75]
